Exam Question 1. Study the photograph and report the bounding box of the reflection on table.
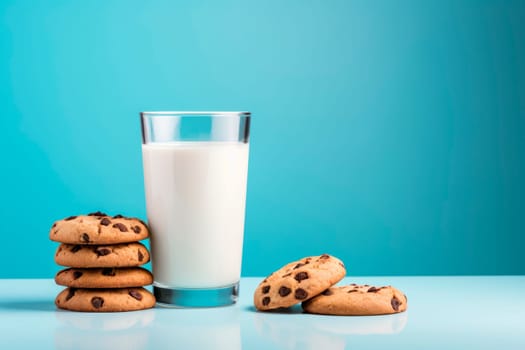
[253,305,408,350]
[54,305,241,350]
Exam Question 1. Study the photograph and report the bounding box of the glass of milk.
[140,111,250,307]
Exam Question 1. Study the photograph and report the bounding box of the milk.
[142,142,249,288]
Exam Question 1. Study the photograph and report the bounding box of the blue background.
[1,0,524,278]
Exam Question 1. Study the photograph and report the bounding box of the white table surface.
[0,276,524,349]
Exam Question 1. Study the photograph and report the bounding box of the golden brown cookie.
[302,284,408,315]
[54,242,150,268]
[253,254,346,311]
[55,267,153,288]
[55,287,156,312]
[49,212,149,245]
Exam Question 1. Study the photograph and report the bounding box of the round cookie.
[50,212,149,245]
[302,284,408,315]
[55,267,153,288]
[253,254,346,311]
[55,287,156,312]
[55,242,150,268]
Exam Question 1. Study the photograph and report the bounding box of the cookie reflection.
[254,310,407,350]
[54,309,154,350]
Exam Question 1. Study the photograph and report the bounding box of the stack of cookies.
[254,254,408,316]
[50,211,156,312]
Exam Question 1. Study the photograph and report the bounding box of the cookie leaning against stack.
[253,254,346,311]
[50,212,156,312]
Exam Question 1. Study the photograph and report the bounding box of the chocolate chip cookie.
[55,287,156,312]
[302,284,408,315]
[55,267,153,288]
[50,212,149,245]
[253,254,346,311]
[55,242,150,268]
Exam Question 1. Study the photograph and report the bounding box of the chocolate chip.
[322,289,333,296]
[294,271,309,282]
[102,268,116,276]
[391,297,401,311]
[319,254,330,259]
[262,285,270,294]
[138,250,144,262]
[278,286,291,297]
[81,233,90,243]
[65,216,77,221]
[73,271,83,280]
[112,223,128,232]
[113,214,124,219]
[132,225,141,234]
[95,247,111,256]
[367,287,381,293]
[70,245,82,253]
[348,289,358,293]
[293,263,305,270]
[91,297,104,309]
[100,218,111,226]
[129,290,143,301]
[295,288,308,300]
[262,296,271,306]
[88,211,107,217]
[66,288,76,301]
[350,283,357,286]
[52,223,57,228]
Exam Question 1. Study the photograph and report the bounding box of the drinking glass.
[141,111,251,307]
